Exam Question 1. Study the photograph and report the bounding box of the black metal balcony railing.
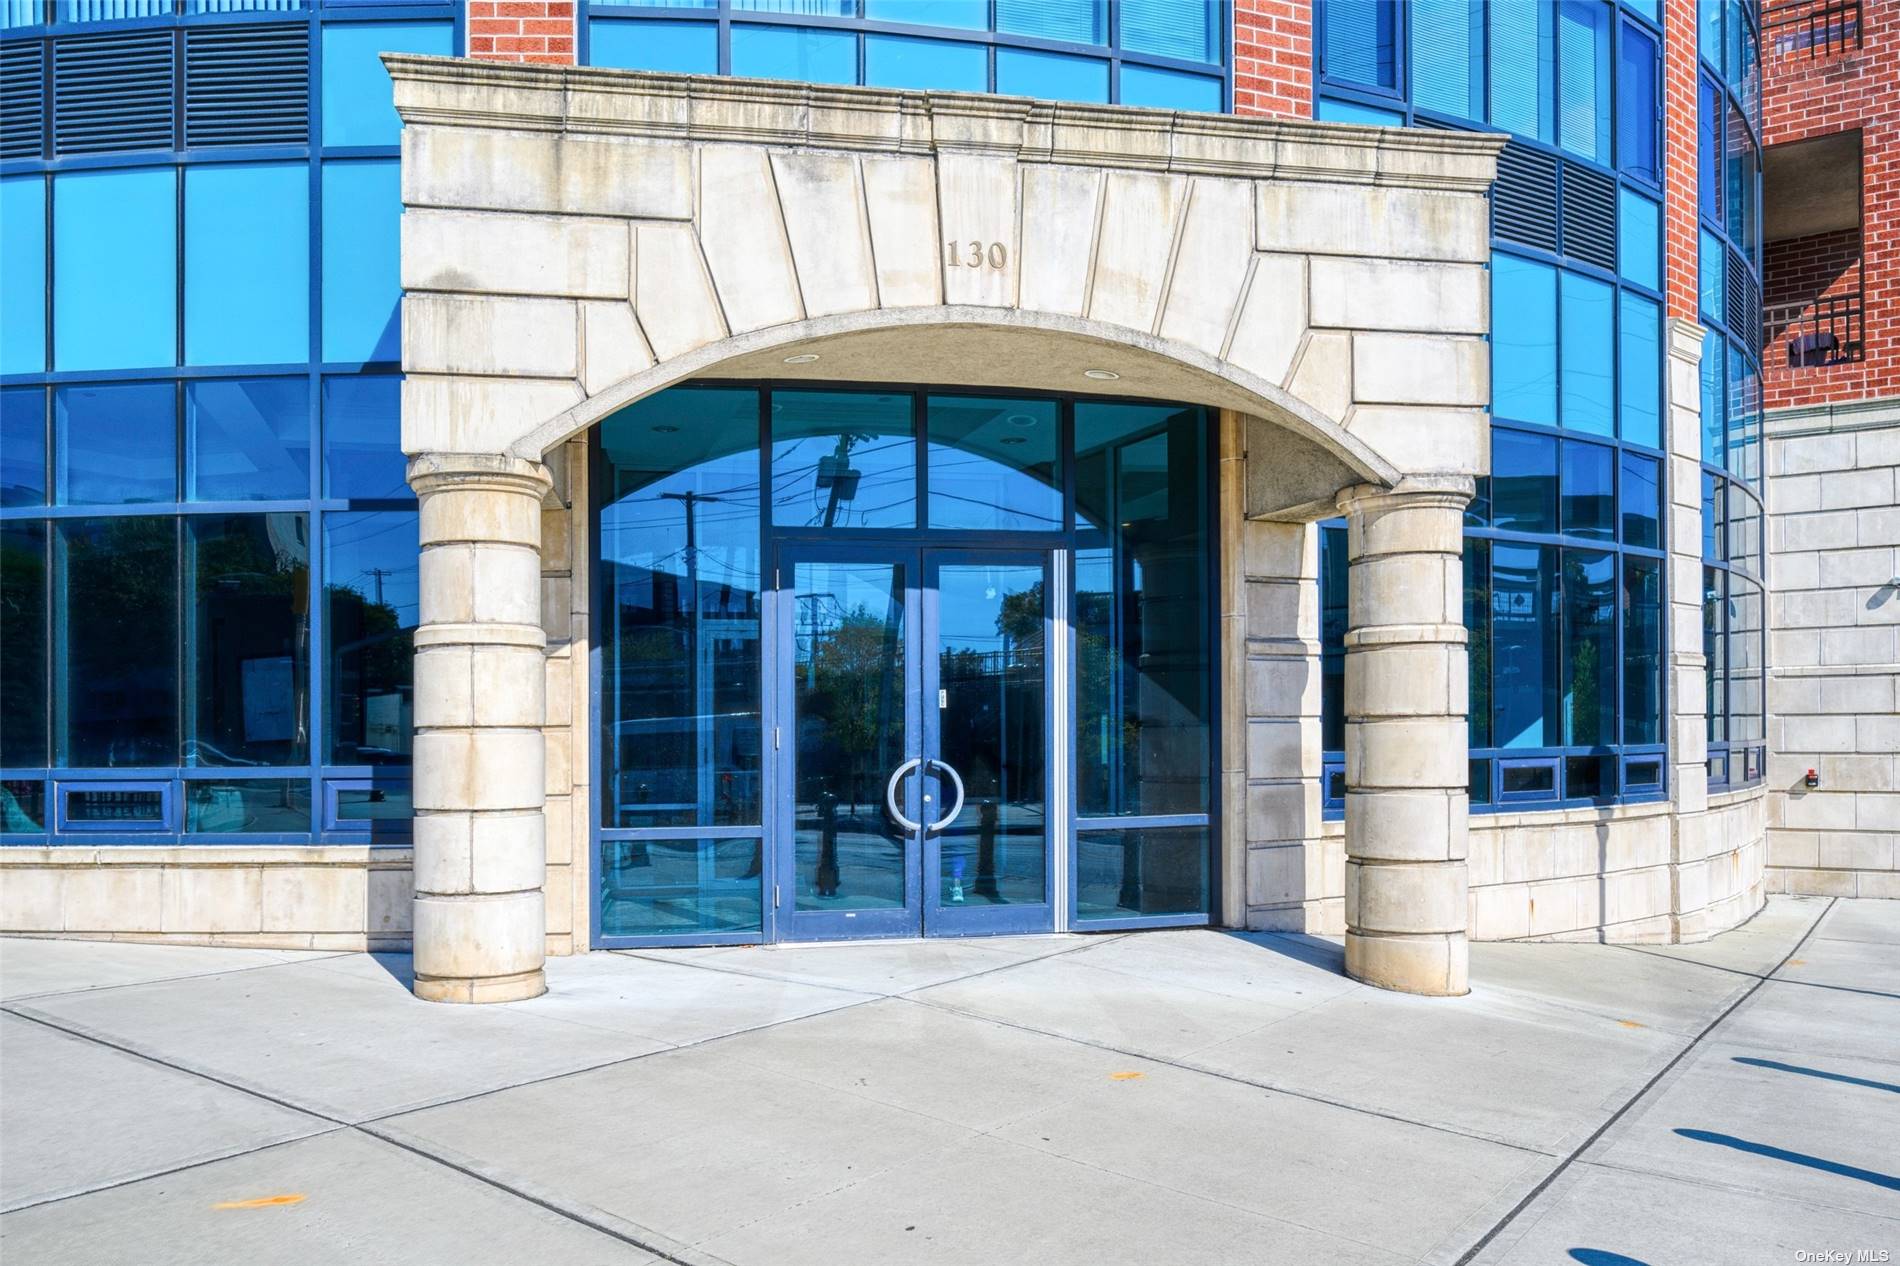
[1765,0,1862,58]
[1772,292,1865,367]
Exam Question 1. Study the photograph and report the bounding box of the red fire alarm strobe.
[1804,769,1821,789]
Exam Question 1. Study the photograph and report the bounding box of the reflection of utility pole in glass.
[661,490,719,826]
[816,433,863,528]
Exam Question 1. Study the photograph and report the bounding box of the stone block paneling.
[0,849,414,950]
[1766,402,1900,900]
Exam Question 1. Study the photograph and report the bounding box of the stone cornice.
[384,54,1504,191]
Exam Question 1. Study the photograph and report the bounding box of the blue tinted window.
[1619,188,1660,290]
[864,0,986,29]
[1619,291,1661,448]
[185,513,310,767]
[185,163,310,367]
[321,20,454,148]
[1560,439,1614,541]
[997,0,1103,44]
[323,375,409,500]
[1699,227,1724,319]
[590,18,717,73]
[1700,330,1725,466]
[773,390,916,529]
[1492,254,1557,426]
[324,509,420,765]
[1560,271,1614,436]
[1491,0,1553,142]
[1698,76,1722,220]
[1699,0,1722,66]
[1315,97,1404,125]
[1626,0,1660,23]
[1623,557,1662,745]
[1120,64,1222,111]
[57,516,178,767]
[1562,549,1616,745]
[187,379,311,502]
[322,160,401,364]
[1492,543,1559,748]
[1618,24,1659,183]
[1557,1,1611,162]
[734,0,844,11]
[997,48,1107,103]
[1,176,45,375]
[1120,0,1217,62]
[55,383,176,506]
[2,387,44,508]
[864,34,986,91]
[1492,430,1557,534]
[732,24,855,84]
[1412,0,1484,121]
[53,168,176,373]
[1621,451,1661,549]
[1321,0,1397,90]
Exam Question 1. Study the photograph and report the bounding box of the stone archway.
[387,54,1500,1002]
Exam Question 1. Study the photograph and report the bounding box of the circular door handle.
[885,757,922,832]
[926,759,965,832]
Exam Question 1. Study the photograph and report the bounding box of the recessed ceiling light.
[784,353,820,365]
[1005,413,1036,428]
[999,436,1028,446]
[651,424,679,433]
[1083,368,1119,381]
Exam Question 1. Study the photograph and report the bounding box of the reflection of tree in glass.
[801,603,901,810]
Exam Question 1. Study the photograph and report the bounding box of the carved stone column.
[1338,477,1474,996]
[408,452,552,1003]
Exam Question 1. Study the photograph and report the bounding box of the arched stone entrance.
[387,54,1499,1002]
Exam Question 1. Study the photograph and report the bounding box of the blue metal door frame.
[919,546,1056,938]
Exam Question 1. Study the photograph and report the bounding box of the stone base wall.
[1246,787,1766,943]
[0,847,413,949]
[1765,397,1900,901]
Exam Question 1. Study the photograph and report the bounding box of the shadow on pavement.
[1675,1128,1900,1192]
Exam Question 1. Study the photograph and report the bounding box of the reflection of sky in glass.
[937,564,1039,651]
[323,510,419,625]
[928,397,1061,531]
[773,391,914,530]
[602,387,761,602]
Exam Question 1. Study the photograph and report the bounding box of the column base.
[1345,930,1469,996]
[413,968,547,1004]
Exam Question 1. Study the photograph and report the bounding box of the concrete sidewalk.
[0,895,1894,1265]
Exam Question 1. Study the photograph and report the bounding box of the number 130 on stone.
[947,240,1007,269]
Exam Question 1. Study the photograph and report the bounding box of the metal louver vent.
[53,29,174,156]
[0,40,45,161]
[185,24,308,148]
[1559,161,1616,272]
[1727,247,1752,348]
[1492,142,1558,254]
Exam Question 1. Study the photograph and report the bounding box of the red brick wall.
[1232,0,1313,118]
[468,0,575,65]
[1663,0,1701,320]
[1760,0,1899,409]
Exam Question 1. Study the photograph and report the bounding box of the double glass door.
[779,544,1052,940]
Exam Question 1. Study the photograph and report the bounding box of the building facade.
[2,0,1870,1003]
[1757,0,1900,902]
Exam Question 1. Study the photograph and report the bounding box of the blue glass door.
[922,550,1054,936]
[774,544,1055,941]
[778,546,923,941]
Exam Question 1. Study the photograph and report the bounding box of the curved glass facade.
[1314,0,1692,811]
[0,1,455,842]
[1697,0,1766,789]
[580,0,1228,110]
